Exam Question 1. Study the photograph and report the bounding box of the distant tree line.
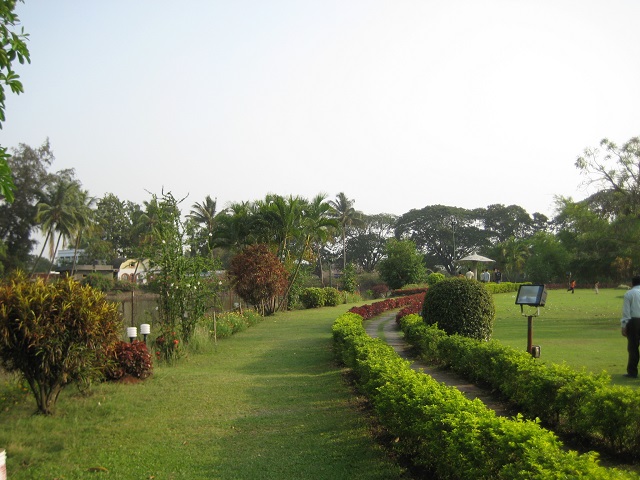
[1,135,639,290]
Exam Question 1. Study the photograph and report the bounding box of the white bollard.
[0,449,6,480]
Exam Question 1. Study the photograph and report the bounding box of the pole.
[527,315,533,354]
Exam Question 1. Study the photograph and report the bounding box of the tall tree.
[0,0,31,202]
[345,213,396,272]
[304,194,339,285]
[188,195,219,258]
[0,140,54,272]
[32,172,83,273]
[524,232,570,283]
[68,189,94,275]
[377,238,427,290]
[476,204,540,243]
[575,136,640,218]
[395,205,490,274]
[328,192,363,270]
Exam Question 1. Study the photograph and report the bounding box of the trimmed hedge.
[400,314,640,459]
[332,312,630,478]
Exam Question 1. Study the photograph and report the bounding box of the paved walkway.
[364,311,515,417]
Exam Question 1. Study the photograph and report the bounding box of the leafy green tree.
[377,238,427,290]
[341,262,358,293]
[228,243,289,316]
[345,213,396,272]
[477,204,545,243]
[524,232,571,283]
[554,197,622,282]
[83,193,128,262]
[575,136,640,217]
[0,273,122,414]
[395,205,490,274]
[0,0,30,202]
[0,140,54,272]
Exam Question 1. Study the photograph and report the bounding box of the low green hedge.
[332,313,630,478]
[400,314,640,459]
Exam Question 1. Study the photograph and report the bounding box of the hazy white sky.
[3,1,639,218]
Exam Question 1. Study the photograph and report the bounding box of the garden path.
[364,311,515,417]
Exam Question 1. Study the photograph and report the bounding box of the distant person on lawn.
[567,279,576,294]
[621,275,640,378]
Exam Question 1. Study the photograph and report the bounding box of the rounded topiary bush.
[421,277,495,341]
[323,287,343,307]
[301,287,325,308]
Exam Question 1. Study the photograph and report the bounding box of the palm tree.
[497,236,530,282]
[328,192,364,270]
[32,176,83,276]
[304,193,339,286]
[215,201,255,251]
[69,189,95,275]
[188,195,218,257]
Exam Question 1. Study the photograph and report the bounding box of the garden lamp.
[140,323,151,344]
[126,326,137,343]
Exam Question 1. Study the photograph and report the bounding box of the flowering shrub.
[153,328,182,364]
[106,341,153,380]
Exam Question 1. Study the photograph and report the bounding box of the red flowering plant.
[152,327,182,364]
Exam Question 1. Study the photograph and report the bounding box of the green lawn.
[0,303,405,480]
[492,287,632,386]
[0,288,635,479]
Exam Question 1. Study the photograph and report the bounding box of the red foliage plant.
[348,293,426,321]
[228,244,289,315]
[106,340,153,381]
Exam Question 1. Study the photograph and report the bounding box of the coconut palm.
[69,189,95,275]
[188,195,218,257]
[32,175,83,275]
[328,192,364,270]
[496,236,530,282]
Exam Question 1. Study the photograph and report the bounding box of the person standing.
[465,268,475,280]
[494,268,502,284]
[621,275,640,378]
[595,281,600,294]
[567,279,576,294]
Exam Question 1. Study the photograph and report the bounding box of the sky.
[2,0,640,219]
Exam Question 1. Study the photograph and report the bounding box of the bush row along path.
[363,311,514,417]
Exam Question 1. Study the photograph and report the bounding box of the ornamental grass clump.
[0,272,122,414]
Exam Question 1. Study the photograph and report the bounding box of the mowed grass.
[492,287,633,386]
[0,303,406,480]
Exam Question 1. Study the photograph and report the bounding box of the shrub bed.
[399,314,640,459]
[348,294,424,320]
[332,312,629,478]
